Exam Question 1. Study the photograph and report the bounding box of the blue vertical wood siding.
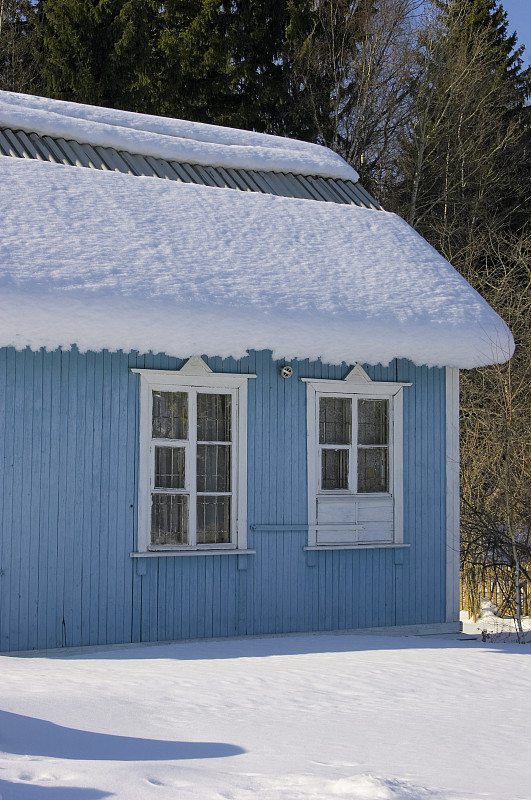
[0,347,447,652]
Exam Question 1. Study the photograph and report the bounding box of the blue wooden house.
[0,91,512,652]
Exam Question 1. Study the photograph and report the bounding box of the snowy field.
[0,631,530,800]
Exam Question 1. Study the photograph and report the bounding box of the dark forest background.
[1,0,530,622]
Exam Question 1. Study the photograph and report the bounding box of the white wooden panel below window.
[317,496,358,524]
[355,522,393,543]
[358,498,393,522]
[316,528,358,544]
[316,495,394,544]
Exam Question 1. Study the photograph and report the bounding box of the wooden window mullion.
[189,389,197,546]
[231,388,237,539]
[352,397,358,493]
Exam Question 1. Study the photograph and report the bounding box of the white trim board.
[446,367,460,623]
[130,549,256,558]
[304,544,410,551]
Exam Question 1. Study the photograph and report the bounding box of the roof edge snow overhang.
[0,293,514,370]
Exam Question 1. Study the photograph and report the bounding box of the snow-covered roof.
[0,91,358,182]
[0,157,513,368]
[0,123,378,209]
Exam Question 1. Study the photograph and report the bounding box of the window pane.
[358,448,388,492]
[152,391,188,439]
[319,397,352,444]
[358,400,388,445]
[321,449,349,490]
[151,494,188,545]
[197,444,231,492]
[196,496,231,544]
[154,447,185,489]
[197,393,231,442]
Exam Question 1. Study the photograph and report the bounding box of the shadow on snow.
[43,631,529,662]
[0,710,245,761]
[0,780,112,799]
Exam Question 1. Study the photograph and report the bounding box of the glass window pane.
[154,447,185,489]
[196,496,231,544]
[319,397,352,444]
[321,449,349,490]
[358,399,388,445]
[197,394,232,442]
[358,448,388,492]
[152,391,188,439]
[151,494,188,545]
[197,444,231,492]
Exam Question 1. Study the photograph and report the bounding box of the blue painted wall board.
[21,349,35,651]
[66,348,80,646]
[37,349,52,649]
[34,350,49,649]
[10,348,25,650]
[72,350,86,646]
[0,347,449,651]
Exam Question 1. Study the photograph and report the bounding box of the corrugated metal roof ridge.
[0,126,382,209]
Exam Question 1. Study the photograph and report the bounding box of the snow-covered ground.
[461,604,531,643]
[1,631,529,800]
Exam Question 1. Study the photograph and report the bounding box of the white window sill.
[130,549,256,558]
[304,543,410,551]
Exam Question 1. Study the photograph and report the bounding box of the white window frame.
[132,357,255,553]
[303,365,410,548]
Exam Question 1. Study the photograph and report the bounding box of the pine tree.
[285,0,376,149]
[398,0,530,241]
[451,0,525,85]
[38,0,160,111]
[0,0,43,93]
[156,0,308,134]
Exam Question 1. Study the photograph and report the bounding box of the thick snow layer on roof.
[0,90,359,181]
[0,157,512,368]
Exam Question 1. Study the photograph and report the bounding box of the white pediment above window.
[342,364,373,384]
[178,356,213,375]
